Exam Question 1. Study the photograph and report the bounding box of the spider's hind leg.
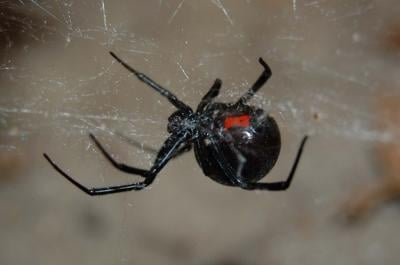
[196,79,222,113]
[241,136,308,191]
[236,58,272,106]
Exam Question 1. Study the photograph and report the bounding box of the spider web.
[0,0,395,149]
[1,0,400,264]
[1,1,397,152]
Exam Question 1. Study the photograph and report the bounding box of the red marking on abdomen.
[224,115,250,129]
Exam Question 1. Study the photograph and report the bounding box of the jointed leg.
[241,136,308,191]
[196,79,222,113]
[236,58,272,106]
[115,131,192,160]
[89,133,147,176]
[115,131,159,154]
[43,132,190,196]
[110,52,191,112]
[171,143,192,159]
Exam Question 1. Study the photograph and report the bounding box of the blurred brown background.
[1,1,400,264]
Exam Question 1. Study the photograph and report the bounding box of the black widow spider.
[43,52,309,196]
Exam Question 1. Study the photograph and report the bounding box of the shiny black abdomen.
[194,103,281,186]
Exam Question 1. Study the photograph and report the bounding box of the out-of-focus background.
[1,1,400,264]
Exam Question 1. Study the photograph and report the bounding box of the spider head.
[167,110,186,133]
[167,110,194,134]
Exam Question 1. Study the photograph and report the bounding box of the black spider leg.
[109,51,192,112]
[209,136,309,190]
[115,131,192,160]
[89,133,147,177]
[196,79,222,113]
[235,58,272,106]
[115,131,159,154]
[241,136,308,190]
[43,132,190,196]
[171,144,192,158]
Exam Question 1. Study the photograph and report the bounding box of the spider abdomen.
[194,104,281,186]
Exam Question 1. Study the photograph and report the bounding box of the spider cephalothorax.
[44,52,308,196]
[167,110,193,134]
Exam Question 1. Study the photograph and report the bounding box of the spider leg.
[236,58,272,106]
[209,135,308,190]
[115,131,192,159]
[109,52,192,112]
[89,133,148,176]
[115,131,159,154]
[171,143,192,158]
[196,79,222,113]
[43,132,190,196]
[241,136,309,191]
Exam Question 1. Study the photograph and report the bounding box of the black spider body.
[43,52,308,195]
[193,104,281,186]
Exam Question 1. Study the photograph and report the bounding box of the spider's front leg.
[109,52,192,112]
[43,132,190,196]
